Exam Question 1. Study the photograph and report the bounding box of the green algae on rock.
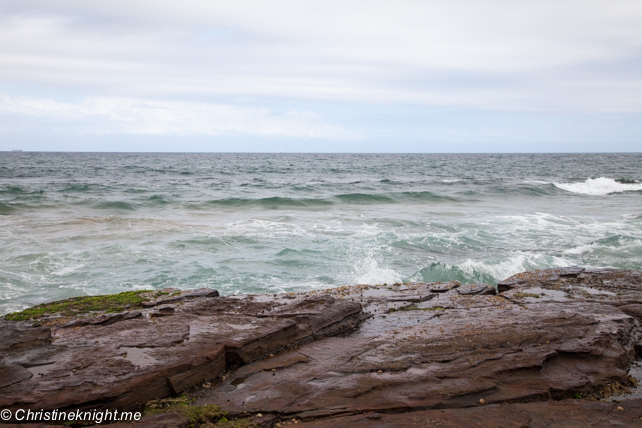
[145,397,258,428]
[3,290,151,321]
[513,292,540,298]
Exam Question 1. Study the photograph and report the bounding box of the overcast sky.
[1,1,641,152]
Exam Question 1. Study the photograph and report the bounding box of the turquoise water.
[1,153,641,315]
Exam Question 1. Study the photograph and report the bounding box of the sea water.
[0,152,641,315]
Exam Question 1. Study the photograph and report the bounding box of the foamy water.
[0,153,641,315]
[553,177,642,195]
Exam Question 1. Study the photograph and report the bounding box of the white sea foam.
[564,243,596,255]
[457,253,569,282]
[553,177,642,195]
[356,266,401,285]
[51,265,84,276]
[523,180,551,185]
[352,248,402,285]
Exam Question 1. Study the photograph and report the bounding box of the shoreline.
[2,267,642,426]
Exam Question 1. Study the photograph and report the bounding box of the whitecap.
[553,177,642,195]
[457,254,568,283]
[564,243,596,255]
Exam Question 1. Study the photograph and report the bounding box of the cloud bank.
[0,1,641,151]
[0,94,359,139]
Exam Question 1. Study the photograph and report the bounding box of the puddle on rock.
[119,347,158,368]
[576,286,617,297]
[231,377,246,386]
[608,360,642,401]
[27,362,57,377]
[353,312,442,338]
[514,287,569,302]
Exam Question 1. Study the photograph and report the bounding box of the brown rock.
[109,412,190,427]
[620,304,642,320]
[0,292,361,413]
[192,271,642,424]
[457,283,494,295]
[294,399,642,427]
[4,268,642,427]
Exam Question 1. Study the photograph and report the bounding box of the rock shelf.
[2,267,642,427]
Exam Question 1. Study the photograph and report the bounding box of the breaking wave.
[553,177,642,195]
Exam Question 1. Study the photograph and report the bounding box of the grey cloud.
[0,1,641,112]
[1,1,641,151]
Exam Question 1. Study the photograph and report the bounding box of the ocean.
[1,152,641,316]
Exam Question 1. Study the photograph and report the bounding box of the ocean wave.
[0,185,27,194]
[60,184,100,192]
[352,254,402,285]
[0,202,16,215]
[553,177,642,195]
[336,191,456,204]
[51,265,85,276]
[564,235,642,255]
[196,191,456,209]
[415,254,569,285]
[398,191,459,202]
[94,201,136,210]
[148,195,169,204]
[335,193,396,204]
[202,197,335,209]
[564,243,596,255]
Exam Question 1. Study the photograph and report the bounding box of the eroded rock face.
[0,292,361,414]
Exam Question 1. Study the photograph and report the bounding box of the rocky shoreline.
[2,267,642,427]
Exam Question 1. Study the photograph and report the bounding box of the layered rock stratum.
[2,267,642,427]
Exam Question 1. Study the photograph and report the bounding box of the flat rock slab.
[294,399,642,427]
[190,271,642,426]
[498,268,642,311]
[194,300,640,418]
[0,292,361,415]
[4,268,642,427]
[458,283,494,295]
[431,282,460,292]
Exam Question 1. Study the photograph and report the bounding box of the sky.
[0,1,641,153]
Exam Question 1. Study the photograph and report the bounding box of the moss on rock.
[514,292,540,299]
[3,290,151,322]
[145,397,258,428]
[388,306,445,313]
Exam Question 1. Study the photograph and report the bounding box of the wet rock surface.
[2,268,642,427]
[0,290,360,415]
[292,399,642,427]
